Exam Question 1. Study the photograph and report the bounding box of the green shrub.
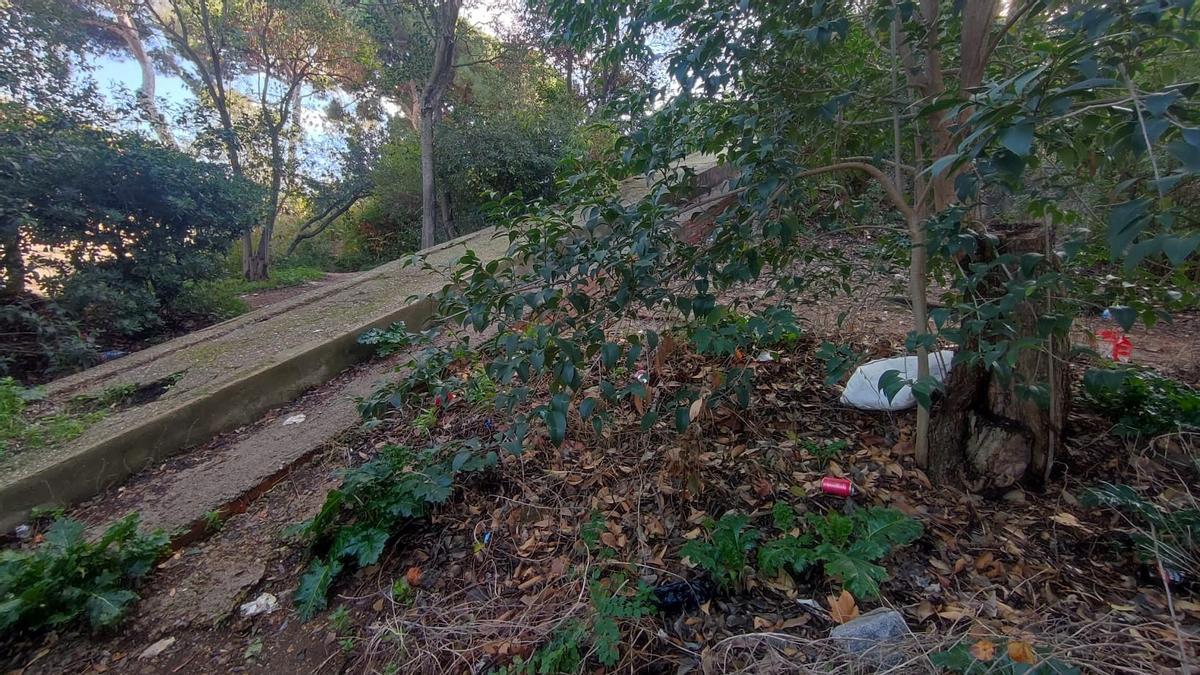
[0,514,168,633]
[0,296,96,382]
[55,268,165,342]
[293,442,496,618]
[686,505,923,600]
[686,306,801,356]
[1082,366,1200,437]
[170,279,249,323]
[758,506,922,598]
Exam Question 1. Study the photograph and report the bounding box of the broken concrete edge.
[0,293,442,533]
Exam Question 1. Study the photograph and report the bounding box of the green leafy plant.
[1082,482,1199,576]
[356,341,473,420]
[0,514,168,633]
[587,572,656,667]
[687,306,801,357]
[814,341,864,387]
[931,639,1079,674]
[328,605,356,652]
[358,321,432,358]
[293,442,496,619]
[801,438,849,465]
[1082,366,1200,437]
[391,578,414,606]
[758,506,922,599]
[680,512,760,590]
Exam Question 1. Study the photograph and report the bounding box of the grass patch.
[0,378,103,457]
[172,265,328,324]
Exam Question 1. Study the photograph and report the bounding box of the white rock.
[839,350,955,411]
[239,592,279,617]
[139,636,176,660]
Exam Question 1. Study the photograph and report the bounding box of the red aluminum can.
[821,477,856,497]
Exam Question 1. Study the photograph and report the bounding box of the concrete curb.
[0,231,496,531]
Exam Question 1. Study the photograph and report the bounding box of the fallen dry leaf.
[1050,512,1084,528]
[404,566,423,587]
[1007,640,1037,664]
[827,590,859,624]
[970,640,996,662]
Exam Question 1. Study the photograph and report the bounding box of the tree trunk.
[418,0,461,250]
[113,11,177,149]
[437,190,455,241]
[1,216,24,297]
[928,224,1071,491]
[419,107,438,249]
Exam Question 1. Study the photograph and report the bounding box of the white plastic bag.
[839,350,955,411]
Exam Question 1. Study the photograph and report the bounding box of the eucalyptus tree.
[142,0,366,279]
[407,0,1199,491]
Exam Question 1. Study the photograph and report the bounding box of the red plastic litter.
[1097,329,1133,363]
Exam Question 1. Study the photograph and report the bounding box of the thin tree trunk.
[420,107,438,249]
[1,216,23,297]
[438,190,455,241]
[113,12,177,149]
[418,0,461,250]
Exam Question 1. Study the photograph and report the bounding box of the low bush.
[293,442,496,618]
[0,514,168,634]
[682,505,922,599]
[1082,366,1200,437]
[0,295,96,383]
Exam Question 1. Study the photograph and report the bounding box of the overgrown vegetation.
[1082,366,1200,437]
[293,442,496,619]
[0,377,102,456]
[1083,482,1199,578]
[0,514,168,634]
[683,505,922,599]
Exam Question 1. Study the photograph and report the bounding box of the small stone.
[139,637,176,660]
[830,608,908,666]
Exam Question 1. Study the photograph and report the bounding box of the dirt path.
[240,272,362,312]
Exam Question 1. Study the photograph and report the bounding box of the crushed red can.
[821,476,856,497]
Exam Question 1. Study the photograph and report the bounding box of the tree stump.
[927,223,1071,492]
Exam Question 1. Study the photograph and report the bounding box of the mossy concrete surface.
[0,228,508,531]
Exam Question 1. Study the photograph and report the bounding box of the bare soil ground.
[3,245,1199,674]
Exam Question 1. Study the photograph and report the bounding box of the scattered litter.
[239,592,279,618]
[820,476,856,497]
[13,524,31,540]
[651,577,717,613]
[100,350,128,362]
[755,351,775,362]
[633,369,649,384]
[139,636,176,660]
[840,350,955,411]
[282,414,306,425]
[1097,328,1133,362]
